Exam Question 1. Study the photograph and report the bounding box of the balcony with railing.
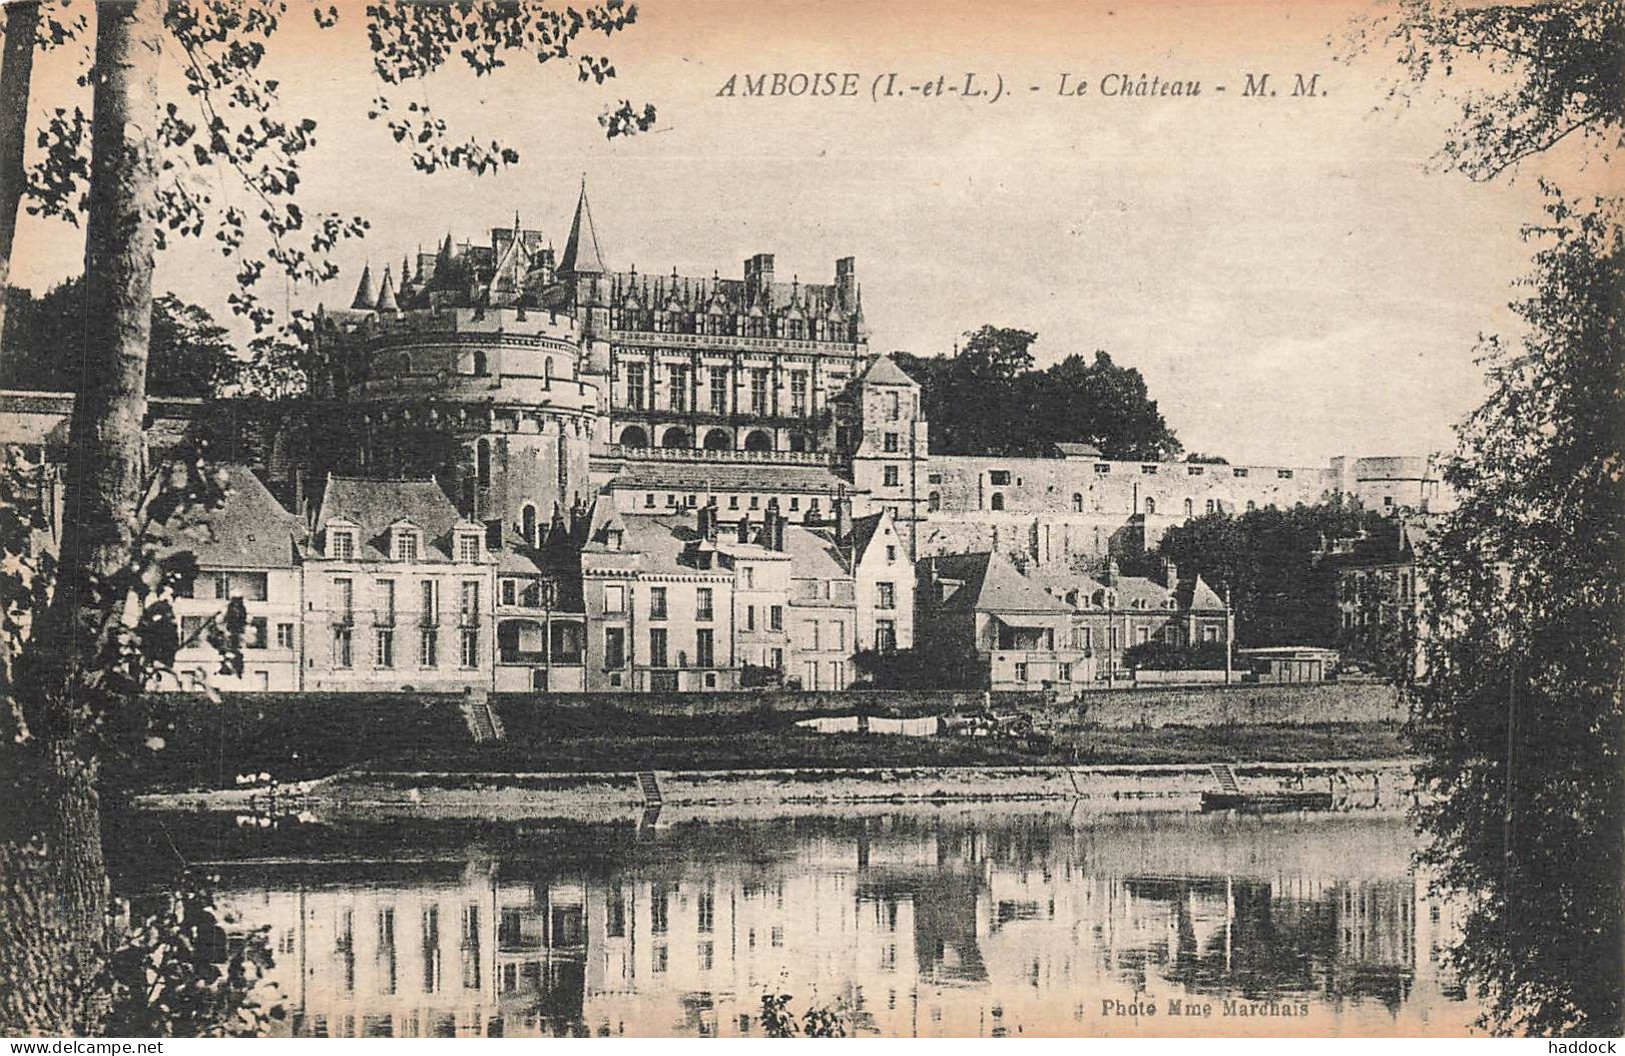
[612,329,863,356]
[604,444,832,467]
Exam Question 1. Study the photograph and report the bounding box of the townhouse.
[302,476,497,693]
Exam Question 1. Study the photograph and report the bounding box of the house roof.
[581,515,733,578]
[187,465,301,569]
[857,353,917,388]
[1114,574,1174,610]
[782,524,851,581]
[1183,573,1227,612]
[848,510,887,563]
[314,475,469,560]
[924,552,1072,615]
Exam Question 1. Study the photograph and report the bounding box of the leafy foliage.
[21,0,654,333]
[2,446,246,760]
[1346,0,1623,181]
[759,992,850,1038]
[895,329,1182,460]
[99,875,283,1037]
[1407,191,1622,1036]
[1152,501,1382,649]
[1122,639,1228,671]
[2,277,241,397]
[853,645,978,691]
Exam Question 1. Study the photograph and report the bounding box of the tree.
[1348,0,1623,1035]
[1408,193,1622,1036]
[1152,501,1376,649]
[1348,0,1622,182]
[0,1,40,361]
[0,0,656,1037]
[2,277,241,397]
[895,337,1182,460]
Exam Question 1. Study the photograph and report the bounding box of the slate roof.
[558,183,607,275]
[781,524,851,581]
[857,353,917,388]
[189,465,302,569]
[314,475,468,560]
[581,515,733,578]
[610,460,846,494]
[1114,574,1175,610]
[923,552,1072,615]
[848,511,886,563]
[1182,573,1227,612]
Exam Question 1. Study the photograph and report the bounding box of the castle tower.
[845,353,929,557]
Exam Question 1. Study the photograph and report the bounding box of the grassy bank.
[125,693,1411,791]
[369,722,1409,775]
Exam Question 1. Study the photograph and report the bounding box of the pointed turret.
[350,263,376,310]
[375,265,398,313]
[558,178,607,276]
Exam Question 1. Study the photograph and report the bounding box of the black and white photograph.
[0,0,1618,1042]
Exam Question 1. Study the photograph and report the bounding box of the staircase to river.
[637,771,664,807]
[462,689,504,744]
[1210,763,1241,793]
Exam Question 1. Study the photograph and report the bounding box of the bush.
[1123,640,1228,671]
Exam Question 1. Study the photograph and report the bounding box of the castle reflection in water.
[212,810,1471,1038]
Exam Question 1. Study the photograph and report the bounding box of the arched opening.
[990,493,1005,511]
[618,425,649,448]
[543,356,553,384]
[1246,500,1256,512]
[661,426,691,449]
[497,618,545,664]
[471,349,488,376]
[521,503,538,547]
[702,429,732,451]
[1072,493,1083,513]
[928,491,941,512]
[476,438,491,486]
[1144,497,1156,516]
[743,430,773,453]
[1184,498,1194,517]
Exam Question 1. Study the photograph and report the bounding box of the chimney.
[1106,557,1120,585]
[835,496,853,545]
[697,503,713,541]
[737,514,750,545]
[773,511,786,552]
[835,257,857,311]
[745,253,775,302]
[1163,557,1179,594]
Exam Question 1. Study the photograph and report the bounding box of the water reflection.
[146,809,1472,1037]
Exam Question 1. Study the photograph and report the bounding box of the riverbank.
[139,756,1421,824]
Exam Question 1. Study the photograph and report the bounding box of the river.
[115,805,1478,1038]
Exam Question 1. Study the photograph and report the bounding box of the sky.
[11,0,1598,466]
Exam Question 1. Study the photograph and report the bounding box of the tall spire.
[351,263,376,310]
[558,176,607,275]
[375,265,398,313]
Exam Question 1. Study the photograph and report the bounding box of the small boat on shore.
[1201,790,1335,813]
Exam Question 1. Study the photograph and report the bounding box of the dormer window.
[456,531,482,562]
[605,528,624,551]
[328,528,356,561]
[393,527,420,562]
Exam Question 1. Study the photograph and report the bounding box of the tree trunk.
[0,1,37,371]
[0,0,162,1035]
